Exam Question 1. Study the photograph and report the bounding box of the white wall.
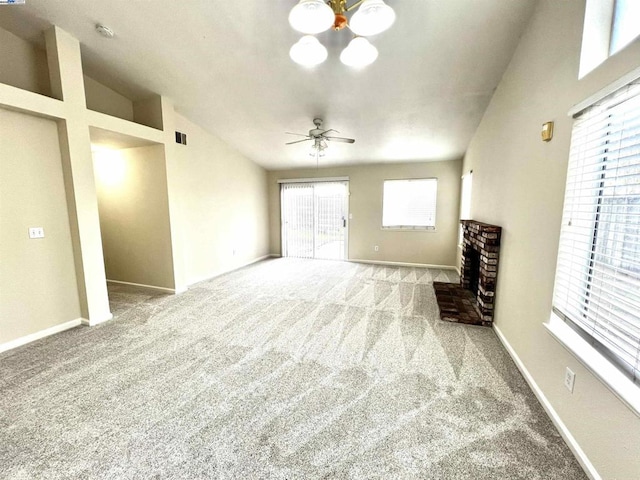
[0,108,81,344]
[84,75,134,121]
[0,27,50,96]
[268,160,461,267]
[462,1,640,478]
[94,145,175,290]
[172,113,270,285]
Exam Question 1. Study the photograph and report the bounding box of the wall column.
[159,96,187,292]
[45,26,112,324]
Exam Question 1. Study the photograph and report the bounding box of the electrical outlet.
[564,367,575,393]
[374,245,379,252]
[28,227,45,239]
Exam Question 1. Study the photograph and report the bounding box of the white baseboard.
[0,318,82,354]
[107,279,177,294]
[349,258,458,270]
[493,324,600,480]
[80,312,113,327]
[187,254,272,287]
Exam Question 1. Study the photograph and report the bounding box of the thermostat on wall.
[541,121,554,142]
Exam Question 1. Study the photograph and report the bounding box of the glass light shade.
[340,37,378,67]
[290,35,328,66]
[289,0,335,34]
[349,0,396,36]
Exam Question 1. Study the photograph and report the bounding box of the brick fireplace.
[433,220,502,327]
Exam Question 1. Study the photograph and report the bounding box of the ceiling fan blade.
[285,138,311,145]
[319,129,338,136]
[325,136,355,144]
[285,132,309,137]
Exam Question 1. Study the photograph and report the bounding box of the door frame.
[278,177,350,260]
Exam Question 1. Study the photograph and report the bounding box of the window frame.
[381,178,438,231]
[609,0,640,55]
[547,75,640,415]
[580,0,640,78]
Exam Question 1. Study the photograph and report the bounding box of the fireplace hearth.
[433,220,502,327]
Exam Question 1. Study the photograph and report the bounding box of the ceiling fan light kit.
[285,118,355,162]
[288,0,395,67]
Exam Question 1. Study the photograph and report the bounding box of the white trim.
[106,279,177,294]
[349,258,458,270]
[186,254,272,286]
[277,176,349,184]
[81,313,113,327]
[0,319,82,354]
[545,313,640,416]
[493,324,601,480]
[381,227,437,232]
[569,64,640,116]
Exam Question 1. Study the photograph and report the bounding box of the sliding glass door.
[280,181,349,260]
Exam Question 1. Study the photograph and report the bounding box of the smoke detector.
[95,24,114,38]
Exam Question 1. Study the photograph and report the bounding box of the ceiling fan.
[285,118,355,158]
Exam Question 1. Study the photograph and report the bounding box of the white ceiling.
[0,0,536,170]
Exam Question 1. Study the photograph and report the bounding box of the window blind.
[382,179,437,229]
[553,79,640,384]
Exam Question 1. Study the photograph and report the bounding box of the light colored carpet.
[0,258,586,479]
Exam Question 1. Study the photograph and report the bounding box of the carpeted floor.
[0,258,586,479]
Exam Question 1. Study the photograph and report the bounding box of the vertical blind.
[280,181,347,260]
[553,79,640,384]
[281,183,315,258]
[382,178,437,229]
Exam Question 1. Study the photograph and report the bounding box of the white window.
[610,0,640,55]
[382,178,437,229]
[553,78,640,386]
[580,0,640,77]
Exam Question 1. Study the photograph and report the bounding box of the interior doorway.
[280,180,349,260]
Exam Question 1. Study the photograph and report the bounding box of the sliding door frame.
[278,177,350,260]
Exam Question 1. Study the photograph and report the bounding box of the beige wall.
[268,160,461,266]
[462,1,640,478]
[0,27,50,97]
[172,113,270,285]
[84,75,134,121]
[94,145,175,289]
[0,108,81,344]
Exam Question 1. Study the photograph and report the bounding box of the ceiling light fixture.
[288,0,395,67]
[340,36,378,67]
[290,35,328,66]
[349,0,396,36]
[289,0,335,34]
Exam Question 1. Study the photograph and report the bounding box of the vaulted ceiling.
[0,0,536,169]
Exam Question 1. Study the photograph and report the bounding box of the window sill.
[381,227,436,232]
[545,312,640,417]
